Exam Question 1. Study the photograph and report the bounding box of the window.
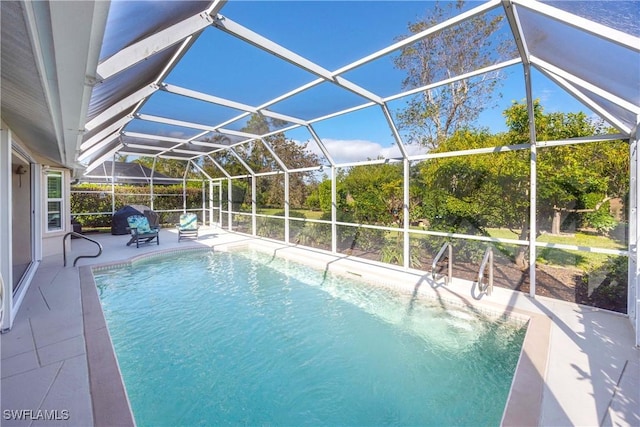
[46,171,63,232]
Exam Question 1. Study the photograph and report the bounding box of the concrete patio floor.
[1,226,638,426]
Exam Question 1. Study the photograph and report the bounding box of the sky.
[107,0,631,165]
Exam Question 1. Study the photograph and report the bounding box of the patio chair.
[177,213,199,242]
[126,215,160,248]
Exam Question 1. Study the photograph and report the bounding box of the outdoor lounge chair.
[177,213,199,242]
[126,215,160,248]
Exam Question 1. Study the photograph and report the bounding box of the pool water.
[95,249,526,426]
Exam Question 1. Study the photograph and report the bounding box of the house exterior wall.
[1,121,72,330]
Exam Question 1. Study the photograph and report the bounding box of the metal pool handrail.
[63,232,103,267]
[431,242,452,285]
[477,246,494,296]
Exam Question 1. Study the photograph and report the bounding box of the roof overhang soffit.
[20,1,109,167]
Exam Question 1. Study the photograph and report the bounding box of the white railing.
[477,246,494,296]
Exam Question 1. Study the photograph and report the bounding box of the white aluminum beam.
[151,130,210,158]
[632,125,640,346]
[213,15,383,104]
[256,78,324,111]
[403,158,410,269]
[77,131,120,162]
[190,160,214,181]
[121,143,168,152]
[259,138,288,172]
[207,155,232,178]
[385,58,521,103]
[85,145,123,173]
[332,0,501,76]
[284,171,290,243]
[248,170,281,178]
[157,155,193,161]
[97,10,218,80]
[512,0,640,52]
[524,59,538,299]
[216,128,260,139]
[307,125,335,166]
[173,148,210,155]
[409,143,530,162]
[531,56,640,115]
[84,84,158,131]
[309,101,377,125]
[537,134,630,148]
[137,113,218,133]
[337,158,403,169]
[81,115,133,150]
[213,15,335,82]
[191,140,233,149]
[333,76,383,104]
[118,151,161,157]
[122,131,190,145]
[331,166,337,253]
[261,110,308,126]
[154,35,197,85]
[534,66,632,134]
[288,165,328,174]
[229,148,255,175]
[260,124,303,140]
[381,103,408,159]
[162,83,257,113]
[502,0,531,63]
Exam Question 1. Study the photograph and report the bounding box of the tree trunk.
[514,227,528,270]
[551,208,562,235]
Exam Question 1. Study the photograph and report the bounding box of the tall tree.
[393,0,515,148]
[135,157,189,180]
[505,100,628,235]
[205,114,320,209]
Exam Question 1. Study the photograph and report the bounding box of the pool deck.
[1,226,639,426]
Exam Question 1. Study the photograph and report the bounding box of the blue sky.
[134,0,601,164]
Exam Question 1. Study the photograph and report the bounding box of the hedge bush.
[71,183,205,227]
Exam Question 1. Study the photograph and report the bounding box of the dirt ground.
[433,260,627,314]
[347,247,627,314]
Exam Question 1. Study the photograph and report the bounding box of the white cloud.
[304,138,427,165]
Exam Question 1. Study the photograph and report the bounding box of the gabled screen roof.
[79,0,640,174]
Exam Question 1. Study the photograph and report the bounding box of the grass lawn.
[486,228,626,271]
[258,208,324,220]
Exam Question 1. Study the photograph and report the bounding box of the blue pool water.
[95,249,526,426]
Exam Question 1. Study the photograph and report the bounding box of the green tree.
[505,100,628,235]
[134,157,190,180]
[414,129,530,267]
[341,162,404,225]
[202,115,320,209]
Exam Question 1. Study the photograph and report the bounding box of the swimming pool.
[95,249,526,426]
